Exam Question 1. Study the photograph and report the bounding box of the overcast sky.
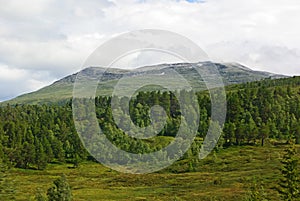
[1,0,300,101]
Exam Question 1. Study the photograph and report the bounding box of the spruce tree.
[47,174,72,201]
[277,144,300,201]
[35,139,47,170]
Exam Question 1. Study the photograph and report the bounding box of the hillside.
[3,62,286,105]
[1,75,300,200]
[1,75,300,170]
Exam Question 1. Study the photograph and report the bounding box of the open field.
[7,144,298,201]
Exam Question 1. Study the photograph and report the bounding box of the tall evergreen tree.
[259,123,270,146]
[277,144,300,201]
[35,137,47,170]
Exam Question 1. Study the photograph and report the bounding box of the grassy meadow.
[7,144,297,201]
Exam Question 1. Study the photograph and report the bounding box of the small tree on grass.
[277,144,300,201]
[47,174,72,201]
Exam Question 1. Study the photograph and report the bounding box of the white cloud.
[111,50,183,69]
[0,64,26,81]
[1,0,300,101]
[0,64,54,101]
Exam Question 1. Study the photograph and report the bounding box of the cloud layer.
[1,0,300,101]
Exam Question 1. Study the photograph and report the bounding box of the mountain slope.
[3,62,287,105]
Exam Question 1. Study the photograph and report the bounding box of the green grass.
[6,144,298,201]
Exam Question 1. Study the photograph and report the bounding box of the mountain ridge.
[2,62,288,105]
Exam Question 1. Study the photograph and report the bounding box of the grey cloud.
[207,41,300,76]
[1,0,300,101]
[0,66,55,101]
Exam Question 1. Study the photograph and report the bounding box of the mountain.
[3,62,287,105]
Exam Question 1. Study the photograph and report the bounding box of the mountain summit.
[4,62,287,105]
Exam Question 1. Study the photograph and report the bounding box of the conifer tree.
[277,144,300,201]
[35,138,47,170]
[47,174,72,201]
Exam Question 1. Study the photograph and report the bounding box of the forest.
[0,76,300,171]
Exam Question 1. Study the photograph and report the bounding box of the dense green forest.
[0,76,300,170]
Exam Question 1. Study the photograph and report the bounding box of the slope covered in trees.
[0,76,300,170]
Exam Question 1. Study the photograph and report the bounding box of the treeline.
[0,76,300,169]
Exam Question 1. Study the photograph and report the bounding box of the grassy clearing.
[7,144,298,201]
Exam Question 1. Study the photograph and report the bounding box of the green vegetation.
[244,179,268,201]
[1,76,300,170]
[46,174,72,201]
[0,75,300,200]
[0,161,15,200]
[1,145,299,200]
[277,144,300,201]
